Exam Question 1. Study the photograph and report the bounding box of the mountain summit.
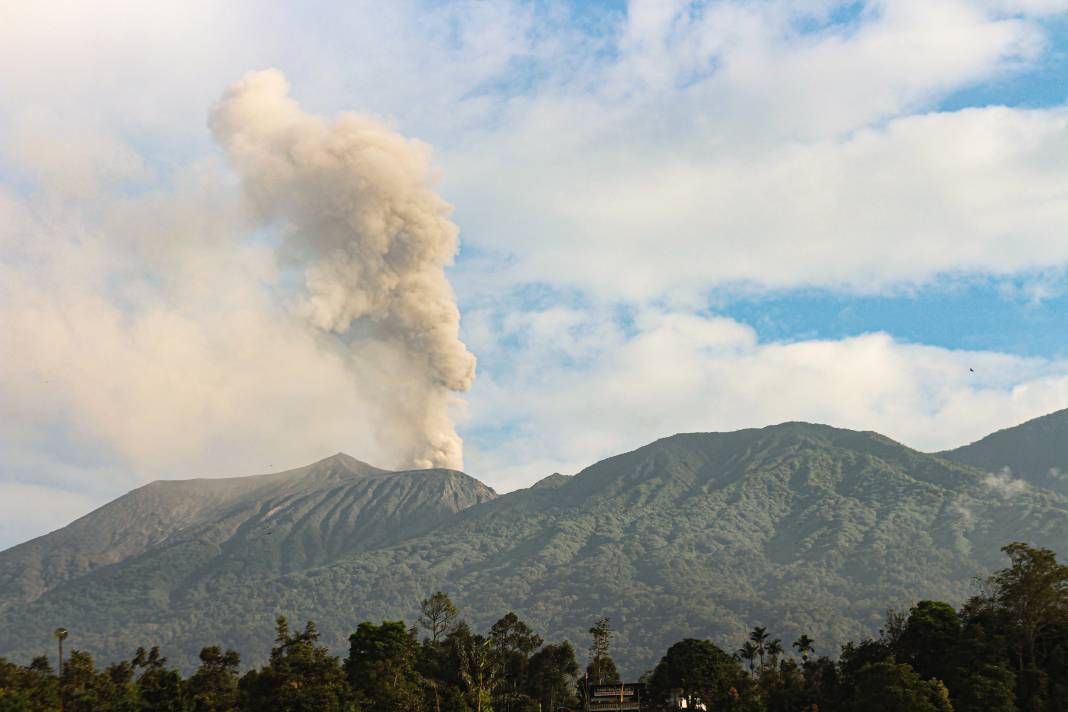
[1,418,1066,675]
[0,456,494,613]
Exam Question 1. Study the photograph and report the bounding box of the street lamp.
[54,628,68,712]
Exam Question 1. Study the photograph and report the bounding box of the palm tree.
[54,628,68,712]
[735,642,758,675]
[767,639,784,667]
[792,635,815,662]
[749,626,770,670]
[459,635,497,712]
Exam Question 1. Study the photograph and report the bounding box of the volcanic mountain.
[0,455,495,614]
[1,412,1066,675]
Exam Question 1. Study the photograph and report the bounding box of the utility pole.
[54,628,68,712]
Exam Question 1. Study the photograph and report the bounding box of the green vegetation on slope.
[1,421,1066,676]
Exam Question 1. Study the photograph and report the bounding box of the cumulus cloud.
[446,78,1068,300]
[462,307,1068,489]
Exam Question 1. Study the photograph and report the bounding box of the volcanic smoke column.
[210,69,475,470]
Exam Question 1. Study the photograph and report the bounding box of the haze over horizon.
[4,0,1068,551]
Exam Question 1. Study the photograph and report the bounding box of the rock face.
[1,417,1066,676]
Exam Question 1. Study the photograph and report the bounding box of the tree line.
[0,542,1065,711]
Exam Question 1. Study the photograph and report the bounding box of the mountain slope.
[283,423,1065,672]
[0,454,495,614]
[2,421,1065,675]
[940,407,1068,496]
[0,454,380,607]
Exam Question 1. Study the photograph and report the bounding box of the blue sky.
[718,277,1068,356]
[3,0,1068,549]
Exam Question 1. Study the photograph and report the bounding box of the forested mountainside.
[1,415,1066,676]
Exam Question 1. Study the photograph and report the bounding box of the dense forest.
[1,542,1065,712]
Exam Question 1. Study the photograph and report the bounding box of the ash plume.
[210,69,475,469]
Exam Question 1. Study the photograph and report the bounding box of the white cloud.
[445,94,1068,302]
[432,0,1068,299]
[463,306,1068,490]
[983,468,1034,496]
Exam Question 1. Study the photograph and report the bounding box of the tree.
[839,639,891,684]
[953,664,1017,712]
[60,651,98,711]
[185,646,240,712]
[648,639,746,711]
[417,594,461,712]
[897,601,962,684]
[345,620,423,712]
[800,656,841,711]
[526,642,579,712]
[489,613,542,712]
[849,661,954,712]
[736,642,758,675]
[766,639,785,667]
[60,651,138,712]
[456,631,497,712]
[749,627,770,670]
[55,653,139,712]
[420,592,460,644]
[988,543,1068,670]
[793,635,815,662]
[974,542,1068,712]
[132,646,184,712]
[586,618,620,685]
[238,617,350,712]
[0,657,38,712]
[0,656,59,712]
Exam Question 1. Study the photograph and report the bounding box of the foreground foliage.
[0,542,1065,711]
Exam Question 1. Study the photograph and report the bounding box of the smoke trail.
[210,69,475,469]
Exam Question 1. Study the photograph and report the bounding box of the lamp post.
[54,628,68,712]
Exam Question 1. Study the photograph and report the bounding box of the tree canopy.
[0,542,1064,712]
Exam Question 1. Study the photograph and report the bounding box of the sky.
[3,0,1068,550]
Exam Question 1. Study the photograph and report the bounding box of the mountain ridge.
[940,407,1068,496]
[1,415,1066,675]
[0,456,495,613]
